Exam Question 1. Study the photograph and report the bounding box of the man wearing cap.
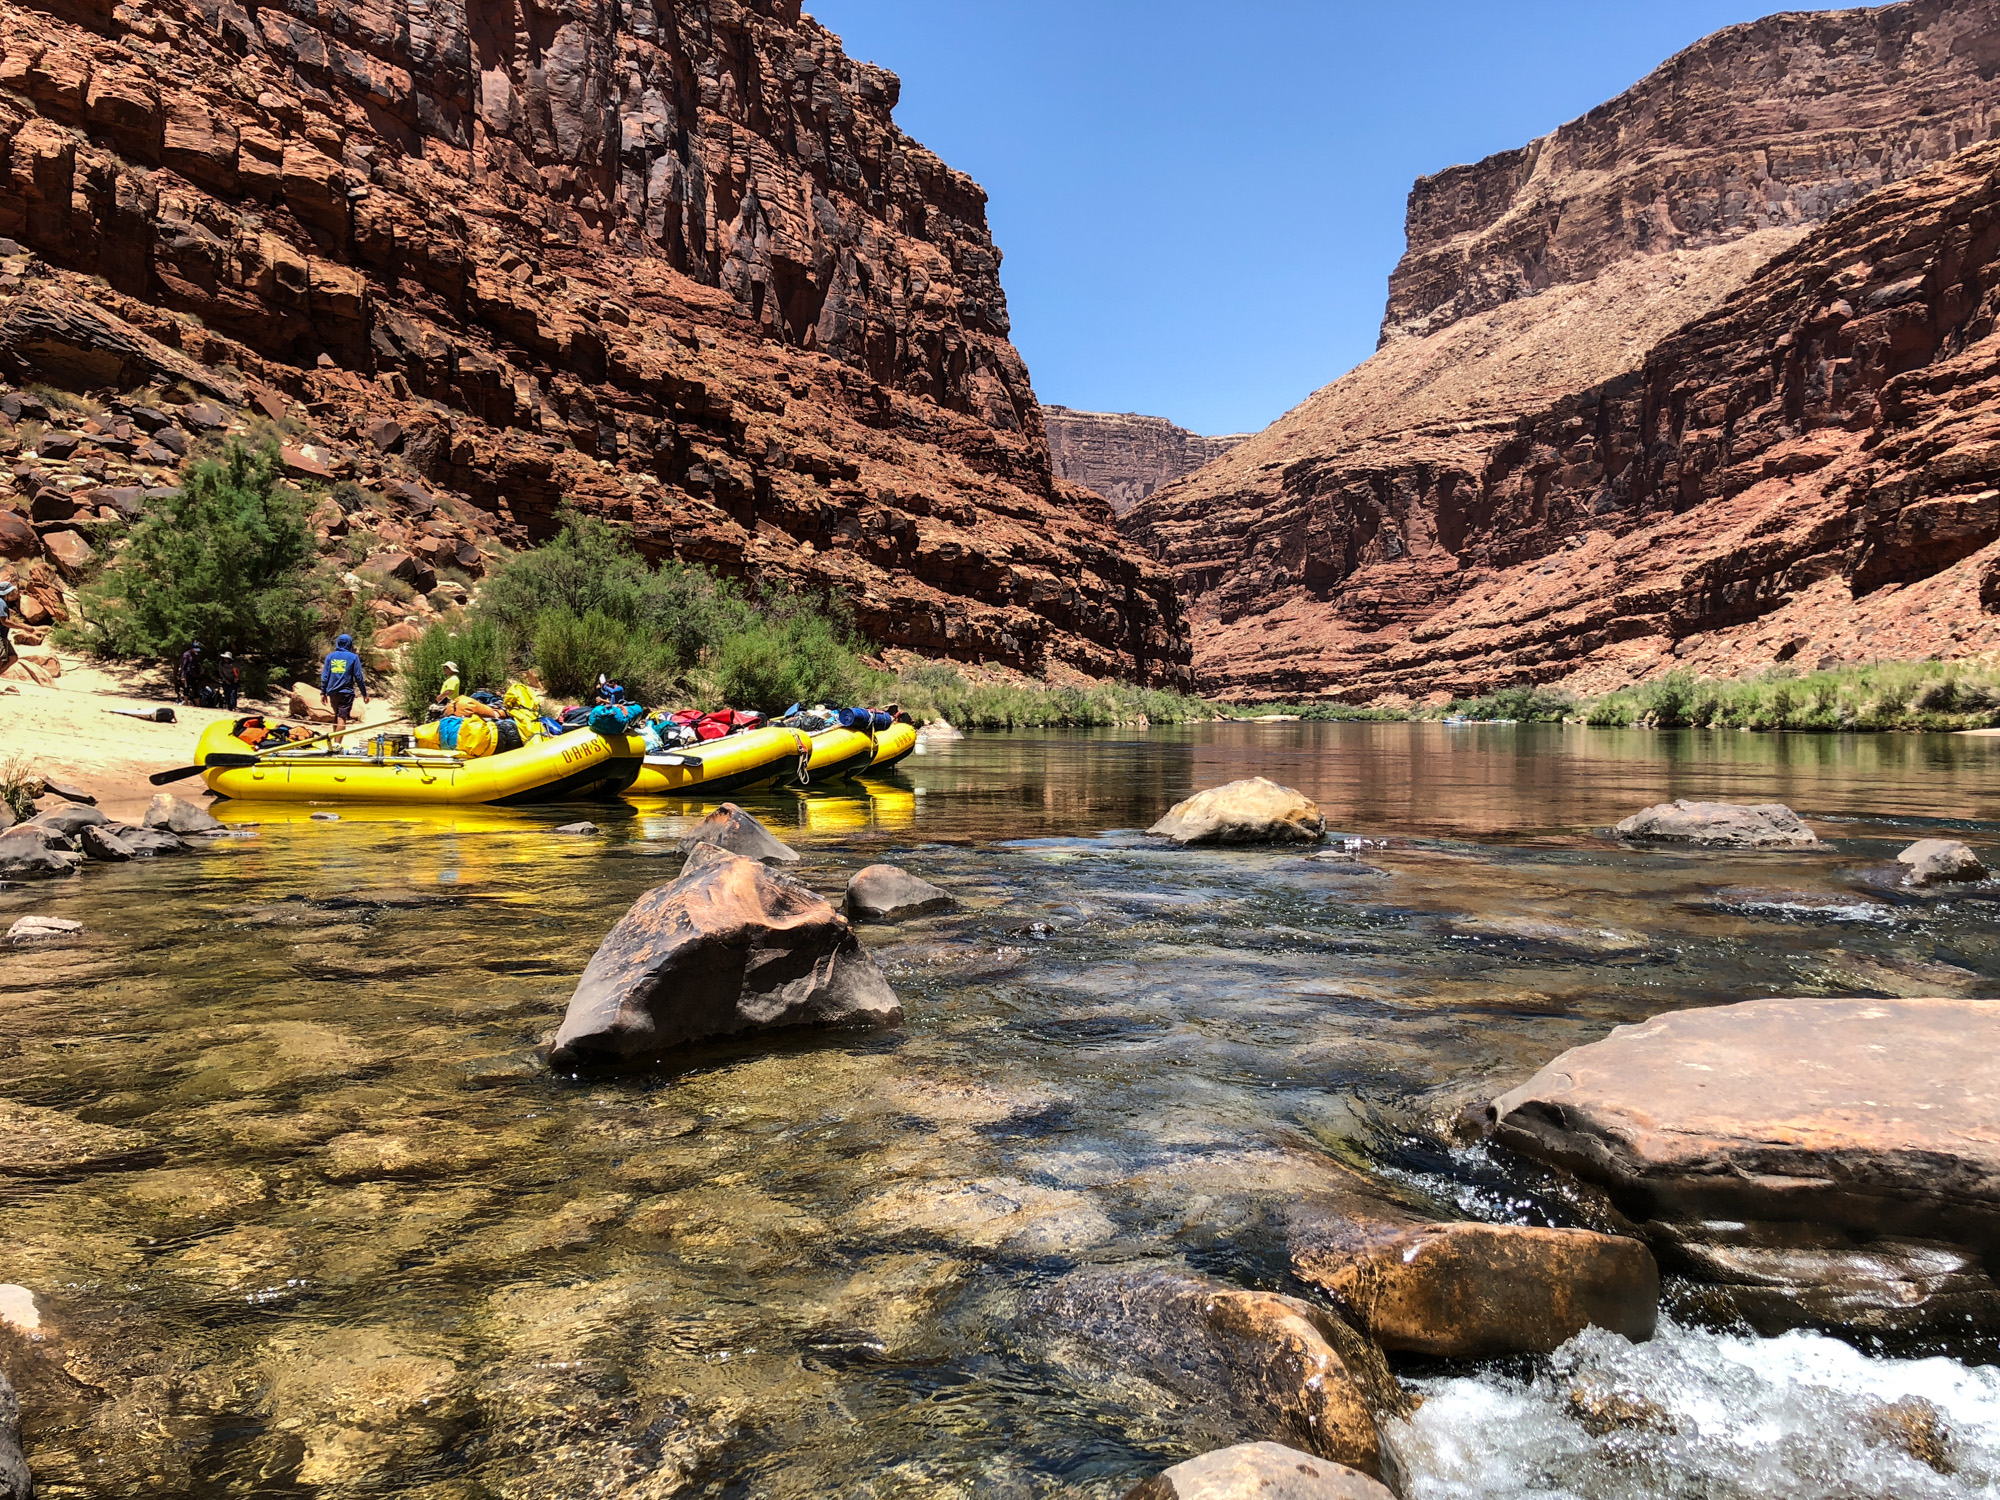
[319,633,368,734]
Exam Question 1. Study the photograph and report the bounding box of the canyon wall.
[1041,406,1249,515]
[0,0,1190,684]
[1126,0,2000,700]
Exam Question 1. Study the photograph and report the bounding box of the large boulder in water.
[1898,838,1987,886]
[144,793,223,835]
[549,845,901,1068]
[23,803,108,837]
[1612,799,1825,848]
[1290,1217,1658,1358]
[678,803,799,865]
[0,832,83,879]
[1487,996,2000,1339]
[1149,778,1325,847]
[1124,1443,1393,1500]
[846,864,953,923]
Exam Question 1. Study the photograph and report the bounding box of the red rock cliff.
[1125,0,2000,700]
[0,0,1190,684]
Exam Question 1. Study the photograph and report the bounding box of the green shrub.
[532,609,679,705]
[1444,685,1576,722]
[73,440,321,668]
[710,608,865,713]
[397,619,510,721]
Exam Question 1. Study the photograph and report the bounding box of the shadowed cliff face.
[1124,0,2000,701]
[0,0,1191,684]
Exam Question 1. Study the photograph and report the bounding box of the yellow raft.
[193,720,646,806]
[629,725,812,798]
[628,719,919,797]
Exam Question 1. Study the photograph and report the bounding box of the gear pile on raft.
[178,678,917,807]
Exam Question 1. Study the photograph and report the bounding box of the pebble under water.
[0,722,1996,1498]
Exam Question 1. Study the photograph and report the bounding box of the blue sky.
[804,2,1861,436]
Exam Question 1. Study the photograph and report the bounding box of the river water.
[2,723,1998,1498]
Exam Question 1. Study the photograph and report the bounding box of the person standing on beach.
[320,633,368,735]
[217,651,242,711]
[178,640,206,706]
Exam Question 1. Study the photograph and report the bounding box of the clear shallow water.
[0,723,1996,1498]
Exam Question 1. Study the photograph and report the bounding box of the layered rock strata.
[1126,0,2000,699]
[1042,405,1249,514]
[0,0,1189,684]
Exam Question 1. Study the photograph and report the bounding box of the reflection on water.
[0,724,1996,1497]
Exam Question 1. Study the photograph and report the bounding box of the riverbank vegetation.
[399,512,1212,726]
[61,441,376,692]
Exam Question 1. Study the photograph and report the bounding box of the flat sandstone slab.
[1489,997,2000,1244]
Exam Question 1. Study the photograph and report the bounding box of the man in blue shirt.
[0,582,14,664]
[320,633,368,733]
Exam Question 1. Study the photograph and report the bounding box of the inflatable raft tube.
[628,725,810,798]
[194,720,646,805]
[861,721,917,776]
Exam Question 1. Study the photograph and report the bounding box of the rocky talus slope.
[1041,406,1249,515]
[1126,0,2000,700]
[0,0,1188,685]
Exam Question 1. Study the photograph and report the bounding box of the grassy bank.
[886,663,1212,729]
[1580,662,2000,733]
[1232,661,2000,733]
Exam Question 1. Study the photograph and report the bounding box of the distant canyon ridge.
[1040,407,1249,516]
[1125,0,2000,702]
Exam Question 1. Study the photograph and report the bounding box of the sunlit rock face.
[1124,0,2000,701]
[0,0,1191,684]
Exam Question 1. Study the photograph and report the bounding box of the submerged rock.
[0,1097,151,1174]
[550,846,900,1068]
[7,915,83,942]
[144,793,224,835]
[917,719,965,742]
[678,802,799,864]
[1612,800,1825,848]
[1897,838,1987,886]
[1124,1443,1393,1500]
[1291,1218,1659,1358]
[1150,778,1326,846]
[1034,1267,1406,1481]
[553,821,599,837]
[846,864,953,923]
[1488,996,2000,1338]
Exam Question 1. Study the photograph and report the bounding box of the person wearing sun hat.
[433,659,462,715]
[217,650,242,710]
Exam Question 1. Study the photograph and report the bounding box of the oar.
[149,754,260,786]
[148,713,419,786]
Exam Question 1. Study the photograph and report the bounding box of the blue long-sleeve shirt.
[320,647,366,696]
